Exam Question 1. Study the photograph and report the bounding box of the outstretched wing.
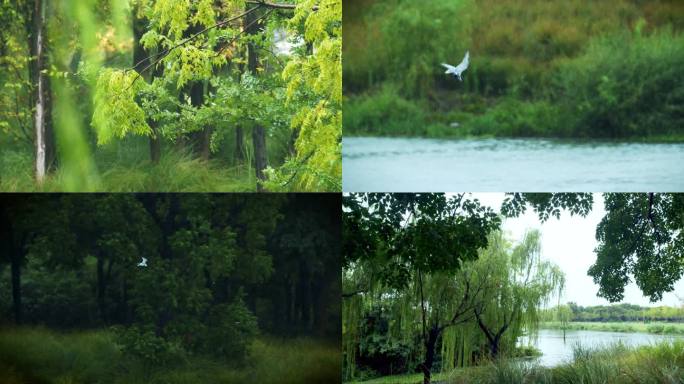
[454,51,469,73]
[441,63,456,73]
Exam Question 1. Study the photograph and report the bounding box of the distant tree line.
[544,303,684,323]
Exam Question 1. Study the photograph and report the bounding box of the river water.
[519,329,684,366]
[343,137,684,191]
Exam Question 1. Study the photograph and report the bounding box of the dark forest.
[0,193,340,384]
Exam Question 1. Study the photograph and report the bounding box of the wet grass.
[347,341,684,384]
[0,139,256,192]
[0,327,340,384]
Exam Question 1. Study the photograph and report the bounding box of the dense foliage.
[343,193,565,384]
[0,0,341,191]
[344,0,684,140]
[0,194,341,381]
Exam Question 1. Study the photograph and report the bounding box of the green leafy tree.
[503,193,684,303]
[343,193,500,384]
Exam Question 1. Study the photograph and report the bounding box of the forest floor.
[541,321,684,335]
[0,138,258,192]
[346,340,684,384]
[0,327,339,384]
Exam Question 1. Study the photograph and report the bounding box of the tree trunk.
[133,13,163,164]
[11,251,22,325]
[96,254,106,323]
[149,124,161,163]
[420,327,440,384]
[187,81,211,160]
[475,310,508,359]
[33,0,55,181]
[235,126,245,164]
[246,5,268,191]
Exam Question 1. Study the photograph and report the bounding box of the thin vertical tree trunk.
[96,254,107,323]
[246,5,268,191]
[33,0,54,181]
[235,126,245,164]
[133,12,162,164]
[10,248,22,325]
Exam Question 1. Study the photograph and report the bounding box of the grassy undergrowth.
[0,327,339,384]
[347,341,684,384]
[0,139,256,192]
[541,321,684,335]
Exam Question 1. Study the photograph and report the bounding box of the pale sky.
[469,193,684,308]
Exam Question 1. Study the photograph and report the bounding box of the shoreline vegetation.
[343,0,684,141]
[540,321,684,335]
[0,327,340,384]
[346,340,684,384]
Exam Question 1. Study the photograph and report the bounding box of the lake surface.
[343,137,684,191]
[519,329,684,366]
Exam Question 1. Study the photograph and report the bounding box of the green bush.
[344,86,429,136]
[464,98,564,137]
[553,29,684,138]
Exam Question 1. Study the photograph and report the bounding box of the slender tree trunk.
[10,251,22,325]
[420,327,441,384]
[96,254,107,323]
[187,81,211,160]
[246,5,268,191]
[33,0,55,181]
[235,126,245,164]
[133,12,162,164]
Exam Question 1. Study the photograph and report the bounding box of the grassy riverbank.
[344,0,684,141]
[541,321,684,335]
[346,341,684,384]
[0,327,339,384]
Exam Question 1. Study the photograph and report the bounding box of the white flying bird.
[441,51,470,81]
[137,257,147,267]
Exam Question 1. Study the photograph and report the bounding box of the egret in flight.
[137,257,147,267]
[441,51,470,81]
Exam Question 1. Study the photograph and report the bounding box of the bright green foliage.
[1,0,341,191]
[469,231,565,357]
[93,69,152,145]
[265,0,342,191]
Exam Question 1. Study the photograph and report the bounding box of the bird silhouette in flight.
[441,51,470,81]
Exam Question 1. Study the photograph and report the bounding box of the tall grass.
[348,341,684,384]
[0,139,256,192]
[0,327,340,384]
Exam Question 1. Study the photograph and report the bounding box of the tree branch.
[126,5,264,89]
[246,1,319,11]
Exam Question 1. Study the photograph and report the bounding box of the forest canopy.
[0,0,341,192]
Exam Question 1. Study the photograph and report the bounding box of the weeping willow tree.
[342,193,501,384]
[342,193,565,384]
[470,230,565,359]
